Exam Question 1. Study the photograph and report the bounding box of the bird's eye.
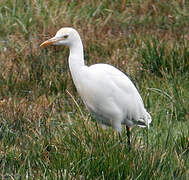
[63,35,68,39]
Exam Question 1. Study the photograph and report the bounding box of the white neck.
[68,37,85,85]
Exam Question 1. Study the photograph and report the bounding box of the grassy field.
[0,0,189,179]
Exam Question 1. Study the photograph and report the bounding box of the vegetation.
[0,0,188,179]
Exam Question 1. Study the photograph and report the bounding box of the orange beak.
[40,37,60,48]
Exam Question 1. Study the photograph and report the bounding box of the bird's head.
[40,27,80,48]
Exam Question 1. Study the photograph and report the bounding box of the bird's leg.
[126,126,131,146]
[118,132,123,144]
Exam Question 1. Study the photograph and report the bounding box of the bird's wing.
[87,63,151,127]
[89,63,143,103]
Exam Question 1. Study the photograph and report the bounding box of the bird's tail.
[137,111,152,128]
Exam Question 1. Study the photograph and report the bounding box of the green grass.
[0,0,189,179]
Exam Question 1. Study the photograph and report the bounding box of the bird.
[40,27,152,145]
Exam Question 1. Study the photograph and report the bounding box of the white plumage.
[40,27,152,145]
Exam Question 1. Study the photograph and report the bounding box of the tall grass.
[0,0,188,179]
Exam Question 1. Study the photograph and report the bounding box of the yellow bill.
[40,38,59,48]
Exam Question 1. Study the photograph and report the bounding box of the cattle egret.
[40,27,152,145]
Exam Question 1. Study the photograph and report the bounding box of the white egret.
[40,27,152,145]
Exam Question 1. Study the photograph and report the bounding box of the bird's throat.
[68,42,85,86]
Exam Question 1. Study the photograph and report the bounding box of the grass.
[0,0,189,179]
